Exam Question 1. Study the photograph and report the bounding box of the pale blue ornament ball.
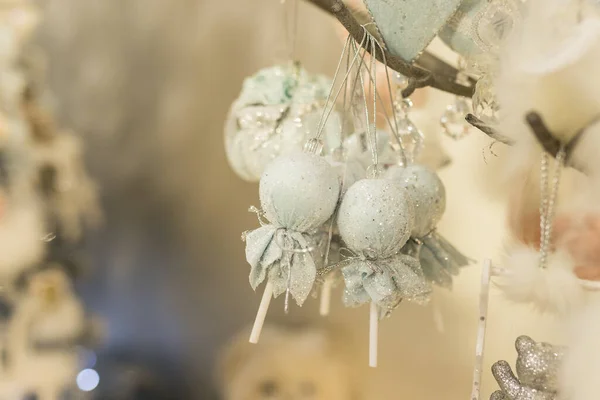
[337,178,414,258]
[386,165,446,238]
[259,152,340,232]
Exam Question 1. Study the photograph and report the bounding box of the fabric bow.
[340,250,431,318]
[403,231,471,288]
[245,224,317,306]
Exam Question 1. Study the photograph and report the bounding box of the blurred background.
[32,0,565,399]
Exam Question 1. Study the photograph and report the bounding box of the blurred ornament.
[472,74,500,124]
[244,151,340,343]
[6,268,86,400]
[31,131,101,243]
[473,0,521,52]
[0,143,45,293]
[225,64,342,182]
[387,164,470,288]
[218,325,361,400]
[393,98,424,164]
[440,96,472,140]
[440,59,473,140]
[439,0,522,57]
[342,128,397,169]
[325,146,365,194]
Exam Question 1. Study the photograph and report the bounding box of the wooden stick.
[369,301,378,368]
[465,114,514,145]
[470,259,492,400]
[319,275,334,316]
[249,281,274,344]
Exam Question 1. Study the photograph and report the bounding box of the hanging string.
[282,0,300,61]
[371,35,379,169]
[538,146,566,269]
[312,30,369,145]
[355,32,408,166]
[356,44,376,166]
[345,38,370,134]
[372,37,408,166]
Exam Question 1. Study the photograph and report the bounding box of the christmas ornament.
[393,97,425,165]
[244,151,340,343]
[218,325,361,400]
[6,268,86,400]
[0,135,45,294]
[439,0,522,57]
[342,128,397,169]
[363,0,464,62]
[496,1,600,163]
[32,131,101,243]
[472,73,500,124]
[386,164,470,288]
[499,149,585,315]
[225,64,342,182]
[336,177,430,367]
[490,336,563,400]
[440,62,473,140]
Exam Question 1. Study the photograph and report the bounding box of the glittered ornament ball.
[337,178,414,258]
[386,165,446,237]
[259,151,340,232]
[225,64,341,182]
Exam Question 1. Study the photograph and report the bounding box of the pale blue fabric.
[341,252,430,319]
[245,225,317,306]
[364,0,465,62]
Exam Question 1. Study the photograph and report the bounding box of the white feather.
[560,295,600,400]
[495,1,600,185]
[497,246,585,315]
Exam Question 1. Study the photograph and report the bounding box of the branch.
[465,114,513,145]
[306,0,475,98]
[467,112,590,173]
[525,111,588,172]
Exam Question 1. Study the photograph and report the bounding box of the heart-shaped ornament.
[363,0,465,62]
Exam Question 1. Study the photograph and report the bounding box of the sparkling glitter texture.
[515,336,563,393]
[386,165,445,238]
[337,178,414,258]
[225,64,342,182]
[259,152,341,232]
[245,152,341,306]
[490,336,563,400]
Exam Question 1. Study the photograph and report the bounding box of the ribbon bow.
[339,249,431,318]
[403,231,471,288]
[245,223,317,307]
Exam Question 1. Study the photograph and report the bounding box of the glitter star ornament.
[244,151,341,343]
[386,164,470,288]
[225,64,342,182]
